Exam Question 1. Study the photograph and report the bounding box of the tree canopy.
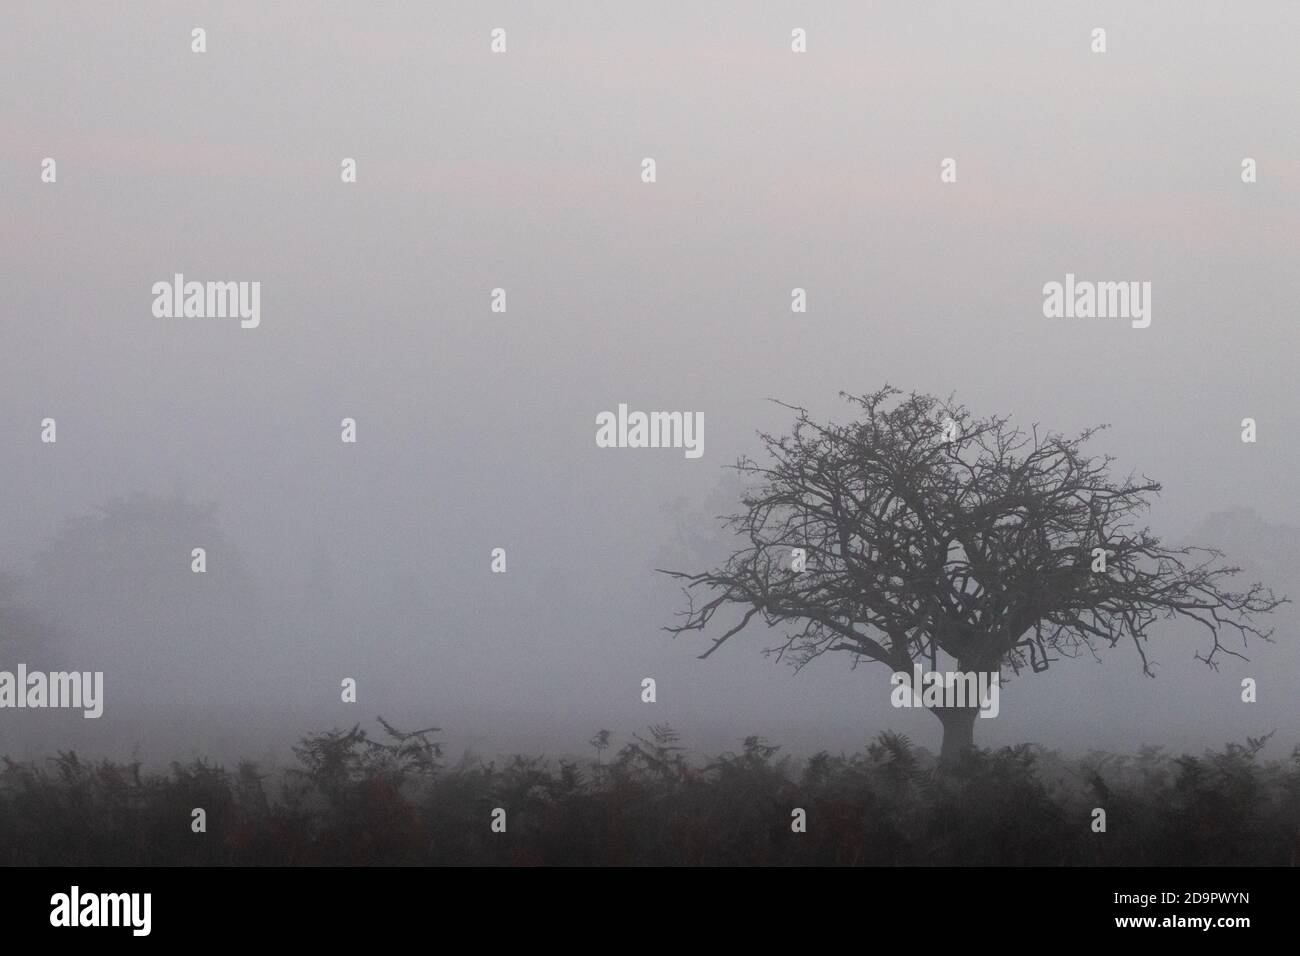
[660,388,1285,762]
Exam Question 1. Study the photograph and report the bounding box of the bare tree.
[660,387,1286,766]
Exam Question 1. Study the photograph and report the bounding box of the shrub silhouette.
[2,720,1298,866]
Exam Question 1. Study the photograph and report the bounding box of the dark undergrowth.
[2,721,1298,865]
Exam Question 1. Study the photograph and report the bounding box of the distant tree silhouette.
[29,493,262,694]
[660,387,1286,766]
[0,571,69,663]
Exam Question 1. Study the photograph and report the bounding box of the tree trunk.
[935,705,979,769]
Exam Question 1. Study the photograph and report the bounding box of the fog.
[2,1,1298,768]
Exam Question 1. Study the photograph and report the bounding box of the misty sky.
[2,2,1298,765]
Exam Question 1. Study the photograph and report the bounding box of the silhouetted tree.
[660,387,1286,766]
[29,493,263,696]
[0,572,69,663]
